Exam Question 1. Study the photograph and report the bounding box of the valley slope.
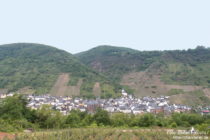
[0,43,117,98]
[1,43,210,106]
[76,45,210,106]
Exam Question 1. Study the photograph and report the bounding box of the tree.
[35,105,64,129]
[138,113,156,127]
[93,108,110,126]
[0,94,31,120]
[171,113,204,127]
[81,114,93,126]
[111,113,130,127]
[65,110,81,127]
[0,95,37,131]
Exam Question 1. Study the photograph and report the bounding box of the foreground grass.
[14,128,209,140]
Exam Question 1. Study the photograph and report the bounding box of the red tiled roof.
[202,110,210,113]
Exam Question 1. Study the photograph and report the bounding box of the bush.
[138,114,156,127]
[93,108,110,126]
[170,122,177,128]
[196,123,210,134]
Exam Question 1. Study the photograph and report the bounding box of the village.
[1,89,210,115]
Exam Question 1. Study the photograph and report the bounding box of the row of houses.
[1,91,209,115]
[24,92,192,115]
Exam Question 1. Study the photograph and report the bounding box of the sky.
[0,0,210,54]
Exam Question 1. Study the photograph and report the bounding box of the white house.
[121,89,128,96]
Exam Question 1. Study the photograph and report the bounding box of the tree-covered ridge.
[76,45,162,81]
[0,43,116,95]
[77,45,210,87]
[161,46,210,86]
[1,43,210,98]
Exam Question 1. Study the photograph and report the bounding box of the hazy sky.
[0,0,210,53]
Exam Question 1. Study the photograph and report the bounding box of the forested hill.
[76,45,210,87]
[76,45,163,81]
[76,45,210,106]
[0,43,117,97]
[1,43,210,105]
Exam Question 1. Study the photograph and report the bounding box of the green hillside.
[76,45,210,87]
[76,45,162,82]
[160,47,210,87]
[0,43,117,97]
[1,43,210,104]
[76,45,210,105]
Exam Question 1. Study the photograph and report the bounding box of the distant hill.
[76,45,162,81]
[76,45,210,86]
[0,43,118,98]
[76,45,210,106]
[1,43,210,105]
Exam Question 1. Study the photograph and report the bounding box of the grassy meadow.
[15,128,175,140]
[14,128,210,140]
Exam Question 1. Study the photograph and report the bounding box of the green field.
[15,128,209,140]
